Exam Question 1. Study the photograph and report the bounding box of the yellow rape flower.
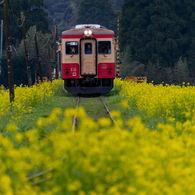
[115,118,123,128]
[120,99,129,108]
[52,108,62,116]
[7,123,17,132]
[175,121,183,131]
[110,110,121,118]
[98,117,112,127]
[185,112,191,118]
[37,118,46,128]
[15,133,24,143]
[167,117,175,123]
[77,106,87,118]
[25,129,39,144]
[67,180,82,191]
[64,108,76,118]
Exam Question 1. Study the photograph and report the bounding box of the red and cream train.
[61,24,116,94]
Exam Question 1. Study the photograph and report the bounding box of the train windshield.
[66,41,78,55]
[85,43,92,54]
[98,41,111,54]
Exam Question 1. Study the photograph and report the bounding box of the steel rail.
[26,95,120,185]
[73,96,121,132]
[27,168,53,185]
[99,96,121,131]
[27,168,52,181]
[72,96,80,133]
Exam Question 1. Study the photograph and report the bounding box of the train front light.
[84,30,92,37]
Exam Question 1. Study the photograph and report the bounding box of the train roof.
[74,24,106,29]
[62,24,114,35]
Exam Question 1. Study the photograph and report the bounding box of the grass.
[0,83,169,139]
[0,85,134,136]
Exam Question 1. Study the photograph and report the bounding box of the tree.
[77,0,116,31]
[45,0,70,29]
[111,0,123,11]
[45,0,121,34]
[0,0,49,45]
[121,45,145,78]
[147,61,164,84]
[58,2,79,32]
[164,67,174,84]
[0,27,53,86]
[120,0,195,68]
[45,0,81,33]
[173,57,189,85]
[121,45,132,77]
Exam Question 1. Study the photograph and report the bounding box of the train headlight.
[84,30,92,36]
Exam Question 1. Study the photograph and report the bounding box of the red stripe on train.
[62,35,84,39]
[93,34,114,38]
[62,34,114,39]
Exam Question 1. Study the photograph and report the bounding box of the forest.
[0,0,195,86]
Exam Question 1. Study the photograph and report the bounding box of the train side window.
[98,41,111,54]
[66,41,78,55]
[85,43,92,54]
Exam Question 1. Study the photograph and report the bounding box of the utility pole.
[47,38,52,82]
[34,26,42,82]
[21,12,32,87]
[55,24,58,79]
[0,20,3,76]
[58,39,61,78]
[116,19,120,78]
[53,19,58,79]
[3,0,14,102]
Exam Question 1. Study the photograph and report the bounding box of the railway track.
[72,95,121,132]
[27,95,120,185]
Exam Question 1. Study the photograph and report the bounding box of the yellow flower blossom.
[77,106,87,118]
[15,133,24,143]
[110,110,121,118]
[1,80,195,194]
[120,99,129,108]
[37,118,45,128]
[6,123,17,132]
[98,117,112,127]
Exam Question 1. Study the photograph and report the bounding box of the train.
[61,24,117,94]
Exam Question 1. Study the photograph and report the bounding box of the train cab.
[61,24,116,94]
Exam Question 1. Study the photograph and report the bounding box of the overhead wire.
[3,0,55,56]
[8,0,25,28]
[0,0,5,5]
[38,35,51,47]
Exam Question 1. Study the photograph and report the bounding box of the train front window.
[98,41,111,54]
[85,43,92,54]
[66,42,78,55]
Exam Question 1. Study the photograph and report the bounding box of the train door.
[80,39,96,76]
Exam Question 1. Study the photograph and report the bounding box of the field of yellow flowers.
[0,79,64,122]
[1,79,195,194]
[116,79,195,123]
